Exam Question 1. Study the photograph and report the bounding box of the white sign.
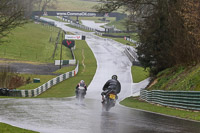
[65,35,82,40]
[57,12,96,17]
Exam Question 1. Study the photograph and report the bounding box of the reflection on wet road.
[0,98,199,133]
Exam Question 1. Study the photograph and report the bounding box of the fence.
[140,89,200,111]
[1,17,80,97]
[8,61,79,97]
[54,59,76,65]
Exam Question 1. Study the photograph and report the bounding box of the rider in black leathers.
[101,75,121,103]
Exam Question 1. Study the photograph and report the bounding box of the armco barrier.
[8,62,79,97]
[33,17,55,26]
[124,47,140,66]
[140,89,200,111]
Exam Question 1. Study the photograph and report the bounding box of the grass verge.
[105,19,126,31]
[36,40,97,98]
[121,64,200,122]
[46,0,98,11]
[120,97,200,121]
[0,40,97,131]
[148,65,200,91]
[43,16,66,22]
[0,22,71,63]
[0,122,38,133]
[131,66,149,83]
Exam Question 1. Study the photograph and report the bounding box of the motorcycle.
[76,87,86,102]
[102,90,117,111]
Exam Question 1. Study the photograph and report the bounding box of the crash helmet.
[112,75,118,80]
[80,80,85,84]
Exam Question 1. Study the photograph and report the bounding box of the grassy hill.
[0,22,72,63]
[43,0,124,13]
[46,0,99,11]
[121,64,200,121]
[147,64,200,91]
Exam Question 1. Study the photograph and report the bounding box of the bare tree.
[0,0,30,44]
[34,0,57,17]
[0,0,56,44]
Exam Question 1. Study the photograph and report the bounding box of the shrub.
[0,66,27,89]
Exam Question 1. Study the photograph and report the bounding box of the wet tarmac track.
[0,98,199,133]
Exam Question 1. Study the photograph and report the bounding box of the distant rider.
[75,80,87,98]
[101,75,121,103]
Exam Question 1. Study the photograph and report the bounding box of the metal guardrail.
[124,48,135,62]
[140,89,200,111]
[33,17,55,26]
[124,47,140,66]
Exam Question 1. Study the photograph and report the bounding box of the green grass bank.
[0,22,72,63]
[121,64,200,122]
[148,65,200,91]
[131,66,149,83]
[120,97,200,121]
[36,40,97,98]
[46,0,98,12]
[0,122,38,133]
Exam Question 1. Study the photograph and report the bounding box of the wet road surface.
[0,98,200,133]
[81,20,106,31]
[0,18,199,133]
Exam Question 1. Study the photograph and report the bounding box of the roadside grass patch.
[54,66,76,74]
[17,74,55,90]
[15,65,76,90]
[148,65,200,91]
[47,0,98,11]
[36,40,97,98]
[120,97,200,121]
[131,66,149,83]
[121,64,200,122]
[0,22,71,63]
[0,122,38,133]
[70,16,116,23]
[108,32,138,41]
[113,38,136,46]
[43,16,66,22]
[105,19,126,31]
[103,33,138,46]
[95,35,136,46]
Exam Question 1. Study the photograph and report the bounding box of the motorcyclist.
[75,80,87,98]
[101,75,121,103]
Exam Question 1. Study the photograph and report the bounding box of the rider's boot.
[101,96,105,103]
